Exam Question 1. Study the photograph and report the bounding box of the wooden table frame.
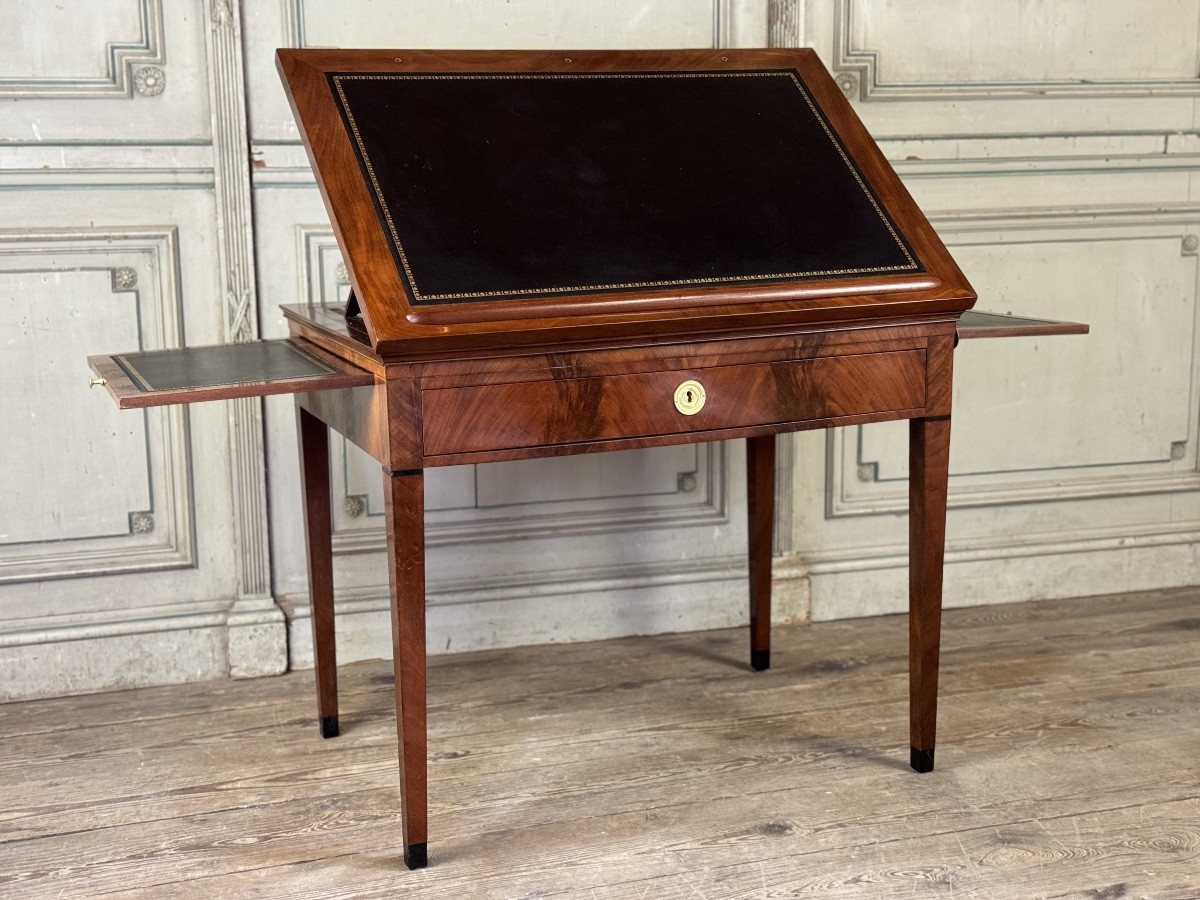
[286,309,958,870]
[88,306,1089,869]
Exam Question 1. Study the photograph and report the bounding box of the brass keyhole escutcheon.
[673,379,706,415]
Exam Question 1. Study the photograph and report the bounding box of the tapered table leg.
[747,434,775,672]
[909,416,951,773]
[384,466,428,869]
[297,404,339,739]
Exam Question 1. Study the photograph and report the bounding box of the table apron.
[421,348,927,457]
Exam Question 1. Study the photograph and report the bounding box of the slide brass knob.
[88,377,107,388]
[673,379,706,415]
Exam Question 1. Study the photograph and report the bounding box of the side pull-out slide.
[87,337,374,409]
[86,312,1086,411]
[955,311,1089,340]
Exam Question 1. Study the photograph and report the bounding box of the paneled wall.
[796,0,1200,618]
[0,0,284,698]
[1,1,1195,700]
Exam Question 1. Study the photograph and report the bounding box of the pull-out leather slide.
[87,338,374,409]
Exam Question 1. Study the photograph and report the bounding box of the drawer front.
[421,349,926,457]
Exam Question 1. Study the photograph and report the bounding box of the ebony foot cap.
[750,649,770,672]
[405,842,428,870]
[319,715,339,739]
[910,746,935,773]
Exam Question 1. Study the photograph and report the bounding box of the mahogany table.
[90,48,1085,869]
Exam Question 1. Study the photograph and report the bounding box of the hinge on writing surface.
[342,288,371,344]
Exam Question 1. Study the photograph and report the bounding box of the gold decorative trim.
[330,70,918,304]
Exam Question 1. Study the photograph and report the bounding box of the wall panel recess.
[0,0,285,701]
[792,0,1200,622]
[0,230,192,584]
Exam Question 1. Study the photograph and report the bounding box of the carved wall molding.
[0,0,165,99]
[0,145,215,190]
[767,0,803,48]
[303,553,752,615]
[112,266,139,290]
[330,441,730,554]
[0,605,229,651]
[282,550,790,667]
[129,512,156,534]
[0,228,193,583]
[0,592,288,700]
[770,0,820,552]
[712,0,731,48]
[831,0,1200,101]
[437,551,746,604]
[284,0,733,50]
[205,0,271,600]
[803,521,1200,578]
[891,153,1200,180]
[133,65,166,97]
[831,434,1200,517]
[772,430,795,557]
[297,227,352,310]
[825,207,1200,518]
[927,205,1200,232]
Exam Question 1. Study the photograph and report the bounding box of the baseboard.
[286,563,811,668]
[807,540,1200,621]
[0,599,287,701]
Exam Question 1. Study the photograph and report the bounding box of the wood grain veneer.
[421,349,927,457]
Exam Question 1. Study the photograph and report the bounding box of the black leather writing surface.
[328,70,920,306]
[115,341,340,393]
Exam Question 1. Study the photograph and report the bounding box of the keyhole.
[674,379,706,415]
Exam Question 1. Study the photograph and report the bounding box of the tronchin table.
[90,48,1085,869]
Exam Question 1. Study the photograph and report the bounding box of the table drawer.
[421,349,926,457]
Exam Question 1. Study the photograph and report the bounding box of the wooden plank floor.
[1,588,1198,899]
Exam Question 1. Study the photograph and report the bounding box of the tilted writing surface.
[329,69,921,306]
[277,48,977,353]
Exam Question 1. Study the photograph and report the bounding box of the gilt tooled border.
[329,70,920,304]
